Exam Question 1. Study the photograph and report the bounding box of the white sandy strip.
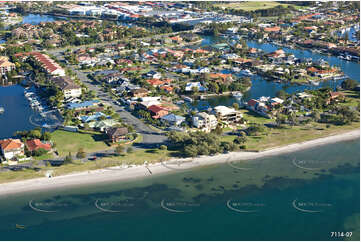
[0,130,359,197]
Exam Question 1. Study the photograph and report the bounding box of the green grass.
[32,152,54,161]
[52,130,109,156]
[0,169,44,184]
[220,135,238,143]
[244,122,359,151]
[51,148,171,177]
[215,1,290,11]
[241,109,271,125]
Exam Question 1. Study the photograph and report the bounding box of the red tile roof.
[0,139,23,151]
[25,139,52,152]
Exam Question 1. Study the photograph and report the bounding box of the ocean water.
[0,139,359,240]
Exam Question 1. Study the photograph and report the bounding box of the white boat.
[0,107,4,114]
[232,92,243,98]
[184,96,193,102]
[310,80,320,86]
[345,55,352,61]
[240,69,253,76]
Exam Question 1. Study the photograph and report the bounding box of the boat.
[240,69,253,76]
[345,55,352,61]
[16,224,26,229]
[0,107,4,114]
[183,96,193,103]
[232,92,243,98]
[309,80,320,86]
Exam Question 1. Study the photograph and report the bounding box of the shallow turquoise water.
[0,139,359,240]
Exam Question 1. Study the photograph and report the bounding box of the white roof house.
[185,82,207,92]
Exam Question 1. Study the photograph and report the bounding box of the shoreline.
[0,129,359,197]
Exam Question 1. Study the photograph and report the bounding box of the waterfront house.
[15,52,65,76]
[66,100,102,111]
[185,82,207,92]
[51,76,82,99]
[192,112,218,132]
[213,106,243,125]
[25,139,51,152]
[0,139,24,160]
[0,56,15,76]
[105,127,129,142]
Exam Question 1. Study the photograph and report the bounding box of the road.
[50,50,167,148]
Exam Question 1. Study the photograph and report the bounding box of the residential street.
[49,48,167,148]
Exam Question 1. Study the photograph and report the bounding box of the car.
[88,156,97,161]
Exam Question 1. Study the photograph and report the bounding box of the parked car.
[88,156,97,161]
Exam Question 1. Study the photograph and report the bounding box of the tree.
[76,148,86,159]
[232,102,239,110]
[312,111,321,122]
[234,135,247,144]
[159,145,167,150]
[184,145,198,157]
[341,79,358,90]
[115,145,124,155]
[215,125,223,135]
[41,132,51,141]
[64,152,73,163]
[33,148,48,157]
[276,90,287,99]
[29,129,42,139]
[127,147,134,153]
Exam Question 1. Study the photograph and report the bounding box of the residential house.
[0,56,16,75]
[105,127,129,142]
[192,112,218,132]
[80,112,106,123]
[148,105,168,119]
[89,119,119,132]
[130,88,148,98]
[51,76,82,99]
[160,113,185,127]
[208,73,233,83]
[0,139,24,160]
[185,82,207,92]
[213,106,243,124]
[15,52,65,76]
[66,100,102,111]
[25,139,52,152]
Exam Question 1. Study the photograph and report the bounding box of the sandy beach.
[0,129,359,197]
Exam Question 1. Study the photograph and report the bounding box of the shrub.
[159,145,167,150]
[115,145,124,155]
[127,147,134,153]
[33,148,48,157]
[76,148,86,159]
